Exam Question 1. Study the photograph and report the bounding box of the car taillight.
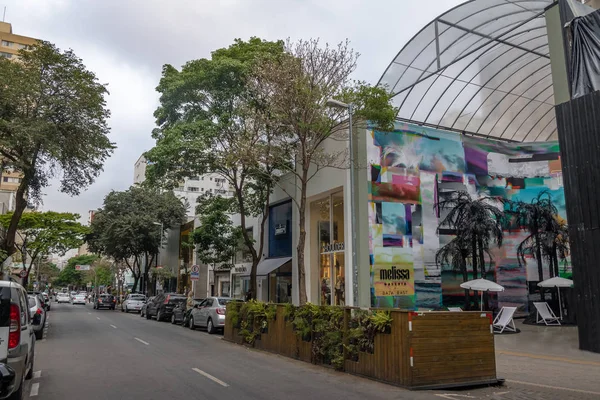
[164,296,169,305]
[36,308,43,315]
[216,308,225,315]
[9,304,20,349]
[98,299,102,303]
[113,299,116,303]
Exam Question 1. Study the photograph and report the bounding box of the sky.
[2,0,463,222]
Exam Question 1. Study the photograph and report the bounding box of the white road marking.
[507,380,600,396]
[134,337,149,346]
[32,370,41,379]
[40,339,46,343]
[87,312,91,315]
[96,317,100,320]
[192,368,229,387]
[110,324,117,329]
[435,395,474,399]
[30,382,39,396]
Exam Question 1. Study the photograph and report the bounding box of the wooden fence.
[224,305,497,389]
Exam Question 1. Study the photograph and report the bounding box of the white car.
[121,294,146,313]
[57,293,70,303]
[71,294,86,305]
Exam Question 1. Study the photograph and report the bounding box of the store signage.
[275,223,287,236]
[214,264,233,272]
[321,242,345,254]
[373,264,414,297]
[233,265,248,274]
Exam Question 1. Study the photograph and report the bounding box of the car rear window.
[130,295,145,300]
[169,296,186,303]
[216,298,238,306]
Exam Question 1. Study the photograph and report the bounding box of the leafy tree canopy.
[0,42,114,256]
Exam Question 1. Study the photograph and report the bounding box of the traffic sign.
[19,270,28,278]
[75,265,90,271]
[190,265,200,281]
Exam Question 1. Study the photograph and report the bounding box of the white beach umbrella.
[538,277,574,319]
[460,279,505,311]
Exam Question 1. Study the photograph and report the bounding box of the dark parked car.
[93,294,116,310]
[145,293,186,322]
[171,298,204,326]
[140,297,154,318]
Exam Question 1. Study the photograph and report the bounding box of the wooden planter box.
[225,305,497,390]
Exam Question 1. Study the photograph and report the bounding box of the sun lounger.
[533,302,561,326]
[447,307,463,312]
[493,306,517,333]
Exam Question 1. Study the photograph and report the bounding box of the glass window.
[268,201,292,257]
[0,52,12,59]
[1,40,13,47]
[188,187,199,192]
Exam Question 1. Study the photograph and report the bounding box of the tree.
[192,195,240,271]
[87,186,186,293]
[436,191,504,309]
[250,39,397,304]
[435,236,472,309]
[0,211,88,287]
[146,38,285,300]
[0,42,114,261]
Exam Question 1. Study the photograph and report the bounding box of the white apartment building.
[133,154,234,216]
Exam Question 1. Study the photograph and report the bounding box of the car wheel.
[140,309,145,317]
[207,318,216,334]
[34,329,43,340]
[93,304,96,309]
[146,310,151,320]
[156,311,162,322]
[25,355,33,380]
[171,314,176,324]
[189,317,195,330]
[125,306,128,313]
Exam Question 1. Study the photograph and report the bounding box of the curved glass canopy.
[378,0,557,142]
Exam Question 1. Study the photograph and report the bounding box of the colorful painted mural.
[367,122,568,310]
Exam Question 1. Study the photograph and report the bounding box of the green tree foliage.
[436,191,504,310]
[146,38,284,299]
[87,186,186,293]
[250,39,397,304]
[55,254,98,289]
[0,42,114,259]
[0,211,88,284]
[192,195,240,269]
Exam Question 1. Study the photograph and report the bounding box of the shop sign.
[233,265,248,274]
[275,223,287,236]
[214,263,233,272]
[321,242,345,254]
[373,264,414,297]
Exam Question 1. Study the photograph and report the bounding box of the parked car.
[41,293,50,311]
[93,294,116,310]
[189,297,240,334]
[28,295,45,340]
[140,297,154,318]
[0,363,16,399]
[27,292,47,312]
[56,293,70,303]
[170,299,204,325]
[71,294,86,305]
[0,281,36,399]
[121,294,146,313]
[145,293,186,322]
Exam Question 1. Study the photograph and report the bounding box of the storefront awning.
[240,257,292,277]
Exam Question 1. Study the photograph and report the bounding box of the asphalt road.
[26,303,600,400]
[30,302,438,400]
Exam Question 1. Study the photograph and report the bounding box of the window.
[189,176,200,181]
[210,177,213,181]
[201,177,204,181]
[2,177,20,183]
[0,52,12,59]
[1,40,13,47]
[209,188,212,192]
[17,44,29,50]
[2,177,7,182]
[201,187,204,191]
[188,187,199,192]
[269,201,292,258]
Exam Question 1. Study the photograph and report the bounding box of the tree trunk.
[1,176,30,258]
[471,236,478,310]
[462,257,470,311]
[552,245,560,277]
[132,275,140,293]
[478,237,488,310]
[297,168,309,305]
[535,232,544,301]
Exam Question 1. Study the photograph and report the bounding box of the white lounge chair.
[533,302,561,326]
[447,307,463,312]
[493,306,517,333]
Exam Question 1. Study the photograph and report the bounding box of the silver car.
[121,294,146,313]
[189,297,241,334]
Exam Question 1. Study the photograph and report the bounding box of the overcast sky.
[2,0,463,222]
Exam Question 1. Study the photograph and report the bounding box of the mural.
[367,122,568,310]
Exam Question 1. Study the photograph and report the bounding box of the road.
[26,303,600,400]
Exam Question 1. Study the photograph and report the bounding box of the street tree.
[55,255,97,289]
[0,211,89,286]
[146,38,284,299]
[0,42,114,261]
[250,39,397,303]
[87,186,186,293]
[192,195,241,275]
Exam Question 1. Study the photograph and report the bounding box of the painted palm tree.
[508,190,561,286]
[436,191,504,309]
[435,235,472,309]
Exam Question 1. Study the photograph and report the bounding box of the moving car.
[0,281,36,400]
[140,297,154,318]
[145,293,186,322]
[171,298,204,326]
[121,294,146,313]
[93,294,116,310]
[56,293,70,303]
[28,295,45,340]
[71,294,86,305]
[189,297,240,334]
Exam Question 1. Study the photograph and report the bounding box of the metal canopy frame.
[378,0,558,142]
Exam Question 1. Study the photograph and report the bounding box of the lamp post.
[326,99,358,307]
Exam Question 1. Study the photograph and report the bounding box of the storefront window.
[311,192,345,306]
[269,261,292,303]
[269,201,292,257]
